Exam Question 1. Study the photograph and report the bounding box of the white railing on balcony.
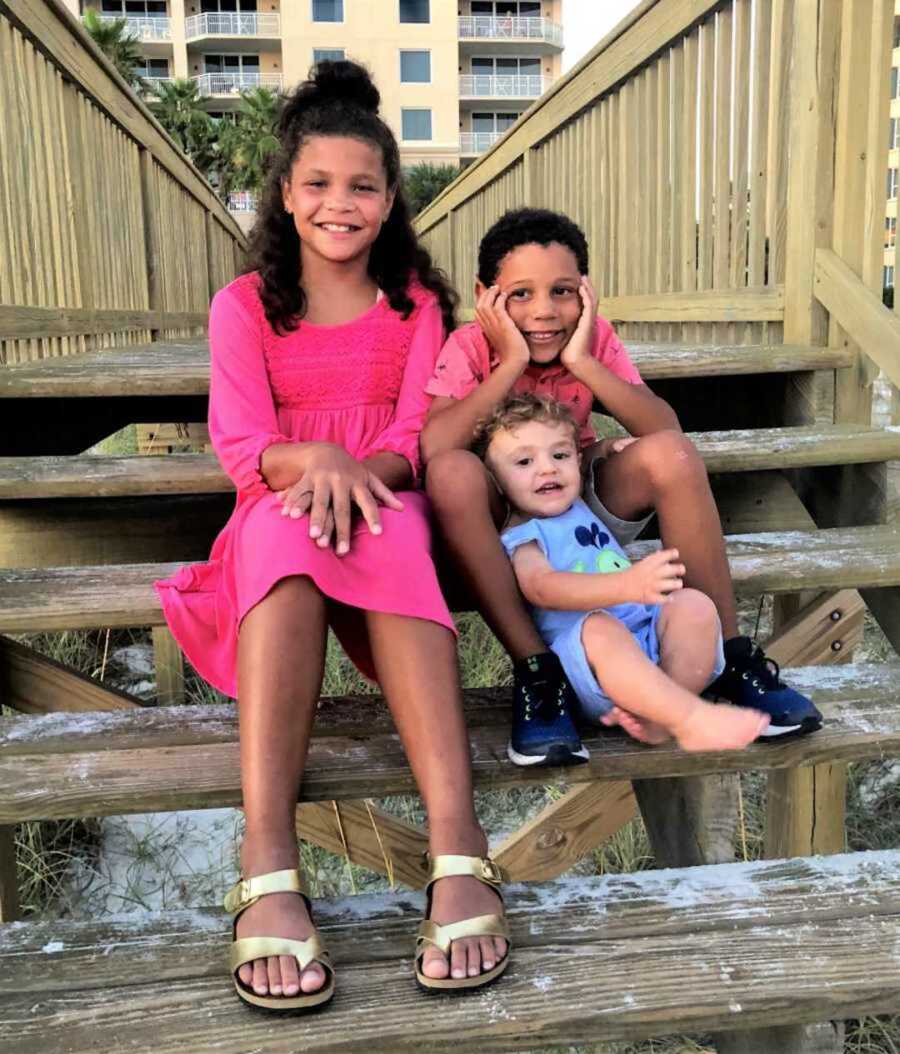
[459,130,505,153]
[227,191,258,213]
[458,16,562,47]
[459,74,548,98]
[99,14,171,41]
[194,71,283,95]
[184,11,281,39]
[142,75,174,94]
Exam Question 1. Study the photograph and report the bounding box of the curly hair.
[474,393,580,462]
[245,60,458,336]
[477,207,589,287]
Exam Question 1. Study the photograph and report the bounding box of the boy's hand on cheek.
[560,277,597,380]
[476,285,530,374]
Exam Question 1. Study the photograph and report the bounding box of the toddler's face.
[282,135,395,266]
[483,242,584,365]
[487,419,581,519]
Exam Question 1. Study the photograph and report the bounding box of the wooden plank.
[0,635,143,714]
[151,626,183,707]
[3,521,900,632]
[0,304,207,340]
[762,589,866,667]
[596,288,784,321]
[0,825,18,922]
[494,781,637,883]
[4,853,900,1052]
[1,664,899,823]
[5,428,900,499]
[815,247,900,392]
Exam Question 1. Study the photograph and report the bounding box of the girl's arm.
[421,286,531,461]
[560,279,680,436]
[512,541,686,610]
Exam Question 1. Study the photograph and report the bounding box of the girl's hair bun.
[311,59,380,113]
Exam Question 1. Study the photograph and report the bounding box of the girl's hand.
[623,548,685,605]
[560,276,597,379]
[275,444,403,556]
[475,285,530,373]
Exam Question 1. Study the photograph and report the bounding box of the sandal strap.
[223,868,307,916]
[231,933,332,976]
[423,854,505,894]
[415,914,510,958]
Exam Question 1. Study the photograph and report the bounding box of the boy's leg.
[427,448,587,766]
[365,611,507,981]
[590,431,823,735]
[581,610,767,751]
[235,575,329,1000]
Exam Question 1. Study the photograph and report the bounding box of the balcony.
[141,75,174,95]
[459,130,504,154]
[185,12,281,41]
[99,14,170,42]
[458,15,562,48]
[227,191,258,212]
[459,74,549,100]
[193,71,283,96]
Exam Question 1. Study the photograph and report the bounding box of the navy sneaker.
[708,636,823,739]
[508,652,590,766]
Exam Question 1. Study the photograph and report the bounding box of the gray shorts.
[582,453,654,546]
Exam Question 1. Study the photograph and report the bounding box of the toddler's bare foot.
[602,706,671,745]
[672,700,769,752]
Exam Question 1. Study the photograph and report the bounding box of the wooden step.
[1,425,898,499]
[2,850,900,1052]
[1,523,898,632]
[0,664,896,822]
[0,341,855,400]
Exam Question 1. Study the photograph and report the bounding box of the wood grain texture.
[3,851,900,1051]
[0,664,898,823]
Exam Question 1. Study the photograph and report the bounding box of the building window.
[137,57,170,78]
[203,53,260,72]
[399,0,429,23]
[400,50,431,83]
[313,48,345,64]
[894,16,900,48]
[401,108,432,140]
[884,265,895,290]
[101,0,168,13]
[472,111,519,133]
[471,2,541,14]
[200,1,258,11]
[888,168,898,200]
[887,217,897,249]
[312,0,343,22]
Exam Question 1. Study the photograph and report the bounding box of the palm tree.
[151,78,217,173]
[402,163,459,215]
[229,87,280,193]
[81,9,144,91]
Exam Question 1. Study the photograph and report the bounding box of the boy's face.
[477,242,584,365]
[486,418,581,519]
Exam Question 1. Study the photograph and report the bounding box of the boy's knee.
[424,449,489,507]
[631,430,706,493]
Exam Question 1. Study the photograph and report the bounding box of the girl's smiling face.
[478,241,585,365]
[282,135,395,265]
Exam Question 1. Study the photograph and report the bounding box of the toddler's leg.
[656,588,720,692]
[582,611,767,751]
[426,448,545,659]
[366,611,507,981]
[234,575,330,1000]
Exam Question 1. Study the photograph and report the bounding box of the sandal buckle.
[480,858,503,885]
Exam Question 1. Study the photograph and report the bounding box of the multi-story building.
[65,0,563,173]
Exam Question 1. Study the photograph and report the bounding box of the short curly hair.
[477,208,589,287]
[475,393,580,462]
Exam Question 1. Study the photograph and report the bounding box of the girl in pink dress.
[155,62,510,1011]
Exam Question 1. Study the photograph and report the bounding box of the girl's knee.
[424,449,489,507]
[631,430,707,492]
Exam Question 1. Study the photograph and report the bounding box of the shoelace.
[741,645,784,692]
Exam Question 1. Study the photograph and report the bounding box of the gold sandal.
[415,854,511,992]
[224,868,335,1013]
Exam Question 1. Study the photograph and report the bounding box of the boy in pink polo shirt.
[422,208,822,768]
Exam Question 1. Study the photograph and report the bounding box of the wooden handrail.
[815,249,900,393]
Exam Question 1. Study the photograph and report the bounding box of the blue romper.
[501,498,724,722]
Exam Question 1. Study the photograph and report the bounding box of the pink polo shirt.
[425,317,643,448]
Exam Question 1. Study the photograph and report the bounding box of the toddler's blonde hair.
[474,393,580,462]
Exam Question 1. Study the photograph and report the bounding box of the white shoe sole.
[506,741,591,766]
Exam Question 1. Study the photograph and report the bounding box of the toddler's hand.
[624,548,685,605]
[475,285,530,373]
[559,276,597,378]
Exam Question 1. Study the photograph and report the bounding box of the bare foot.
[418,825,508,981]
[602,706,671,745]
[672,700,769,752]
[234,833,328,999]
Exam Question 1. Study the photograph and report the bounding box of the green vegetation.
[402,162,460,215]
[81,10,145,91]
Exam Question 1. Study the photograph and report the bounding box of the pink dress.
[155,272,454,698]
